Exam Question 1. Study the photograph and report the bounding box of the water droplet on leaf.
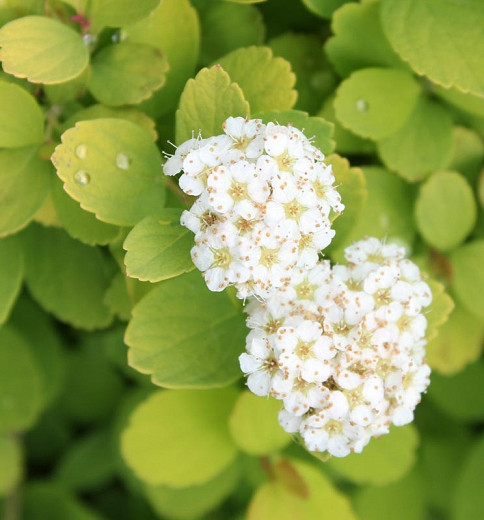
[74,170,90,186]
[355,99,369,112]
[116,152,130,170]
[75,144,87,159]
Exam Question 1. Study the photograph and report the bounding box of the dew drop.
[74,170,90,186]
[75,144,87,159]
[116,152,130,170]
[356,99,369,112]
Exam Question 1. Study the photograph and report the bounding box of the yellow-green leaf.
[229,392,289,455]
[121,388,239,486]
[175,65,249,144]
[415,171,476,251]
[334,68,420,140]
[216,46,297,113]
[125,271,247,388]
[0,434,22,497]
[327,425,419,486]
[89,43,168,106]
[52,118,165,226]
[378,97,454,182]
[0,146,50,237]
[0,327,43,433]
[0,16,89,84]
[0,80,44,148]
[123,210,194,283]
[381,0,484,96]
[425,279,454,343]
[0,235,23,325]
[89,0,160,30]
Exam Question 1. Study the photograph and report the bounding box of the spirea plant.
[0,0,483,519]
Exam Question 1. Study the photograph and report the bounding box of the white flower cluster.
[163,117,343,298]
[239,237,432,457]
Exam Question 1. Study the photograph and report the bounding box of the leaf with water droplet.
[0,145,51,237]
[125,270,247,388]
[0,326,43,433]
[115,152,130,170]
[334,68,420,140]
[89,43,168,107]
[0,16,89,84]
[216,46,297,113]
[175,65,249,144]
[21,224,113,330]
[123,209,195,283]
[52,118,165,226]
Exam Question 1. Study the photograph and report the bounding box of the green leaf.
[254,110,335,155]
[52,118,165,226]
[269,33,336,114]
[22,224,112,330]
[434,84,484,119]
[199,2,265,65]
[125,271,247,388]
[43,69,88,106]
[318,94,375,156]
[121,388,239,486]
[0,434,22,497]
[324,154,366,251]
[216,46,297,113]
[415,171,476,251]
[429,360,484,422]
[22,482,104,520]
[0,16,89,84]
[89,0,160,29]
[145,461,240,520]
[9,296,65,408]
[301,0,350,19]
[327,425,419,486]
[0,146,51,237]
[89,43,168,106]
[0,235,23,325]
[449,126,484,185]
[55,430,116,492]
[425,279,454,343]
[426,303,483,375]
[0,80,44,147]
[377,97,454,182]
[453,435,484,520]
[175,65,249,144]
[229,392,289,455]
[331,166,415,262]
[61,104,158,141]
[104,271,132,322]
[124,0,200,117]
[0,327,43,433]
[58,346,124,426]
[325,1,407,77]
[381,0,484,96]
[123,209,194,283]
[51,176,120,246]
[450,240,484,319]
[334,68,420,140]
[248,459,356,520]
[353,470,425,520]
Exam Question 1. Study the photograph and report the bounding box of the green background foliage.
[0,0,482,519]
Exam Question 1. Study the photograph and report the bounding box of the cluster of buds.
[164,119,432,458]
[240,237,432,457]
[163,117,343,299]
